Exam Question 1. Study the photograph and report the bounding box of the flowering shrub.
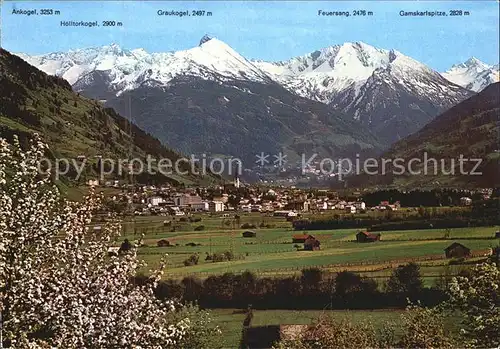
[448,262,500,347]
[0,135,190,348]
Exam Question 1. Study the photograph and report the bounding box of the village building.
[334,200,347,210]
[444,242,471,258]
[209,200,225,212]
[251,204,262,212]
[317,201,329,210]
[356,231,381,243]
[460,196,472,206]
[147,196,165,207]
[213,194,229,203]
[353,201,366,210]
[345,205,356,214]
[285,200,310,212]
[173,193,202,207]
[191,201,209,211]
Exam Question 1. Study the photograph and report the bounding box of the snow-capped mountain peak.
[457,56,489,70]
[14,38,475,150]
[253,41,438,104]
[199,34,213,46]
[443,57,499,92]
[17,37,273,94]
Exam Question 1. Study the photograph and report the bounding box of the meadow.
[110,212,498,347]
[210,308,462,348]
[113,212,499,283]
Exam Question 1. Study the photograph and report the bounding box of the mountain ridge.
[16,37,486,150]
[0,48,217,187]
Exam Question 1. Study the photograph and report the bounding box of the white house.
[318,201,328,210]
[335,201,347,210]
[209,201,225,212]
[345,205,356,214]
[353,201,366,210]
[148,196,165,207]
[460,197,472,206]
[191,202,209,211]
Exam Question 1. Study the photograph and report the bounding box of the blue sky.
[1,1,498,71]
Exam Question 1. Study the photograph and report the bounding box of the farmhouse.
[304,236,321,251]
[444,242,471,258]
[292,234,314,243]
[157,239,171,247]
[356,231,381,243]
[242,230,257,238]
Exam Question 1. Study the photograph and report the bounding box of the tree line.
[136,263,453,310]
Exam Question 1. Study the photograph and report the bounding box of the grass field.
[111,212,499,281]
[209,308,461,348]
[110,213,492,346]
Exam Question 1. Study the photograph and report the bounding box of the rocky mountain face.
[105,76,383,165]
[18,36,488,156]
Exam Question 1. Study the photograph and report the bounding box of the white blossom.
[0,135,189,348]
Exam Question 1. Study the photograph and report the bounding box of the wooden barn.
[304,236,321,251]
[242,230,257,238]
[444,242,471,258]
[292,234,314,243]
[356,231,381,243]
[157,239,171,247]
